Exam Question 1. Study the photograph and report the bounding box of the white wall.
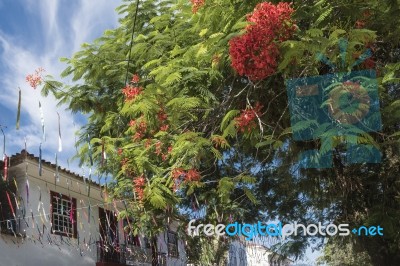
[228,241,292,266]
[0,159,107,266]
[1,157,187,266]
[155,230,187,266]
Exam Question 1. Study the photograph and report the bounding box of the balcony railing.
[97,241,125,264]
[97,241,167,266]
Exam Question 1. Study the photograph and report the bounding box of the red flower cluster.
[131,74,140,83]
[355,10,372,29]
[235,102,263,132]
[157,109,169,131]
[171,168,201,182]
[191,0,205,13]
[133,175,146,200]
[129,116,147,141]
[122,85,142,102]
[26,68,45,89]
[186,169,201,182]
[152,141,172,161]
[155,141,162,155]
[172,168,185,179]
[171,168,185,191]
[229,2,295,81]
[145,138,152,148]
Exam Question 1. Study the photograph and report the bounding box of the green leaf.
[220,110,240,132]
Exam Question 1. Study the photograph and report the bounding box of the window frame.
[0,178,18,235]
[50,191,77,238]
[167,230,179,258]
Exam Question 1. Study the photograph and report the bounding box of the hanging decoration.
[16,88,21,130]
[57,112,62,152]
[39,143,42,176]
[25,138,30,205]
[0,125,5,160]
[101,140,106,167]
[3,154,8,181]
[39,101,46,141]
[87,134,93,197]
[6,191,16,220]
[54,153,59,183]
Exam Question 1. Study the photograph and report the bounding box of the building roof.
[0,149,101,188]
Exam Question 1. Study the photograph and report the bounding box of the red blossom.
[138,117,147,131]
[247,2,295,40]
[131,74,140,83]
[230,32,280,80]
[133,175,146,187]
[355,20,365,29]
[191,0,205,13]
[160,124,169,131]
[171,168,185,179]
[229,2,295,81]
[133,132,143,141]
[155,141,162,155]
[122,85,142,101]
[186,169,201,182]
[136,188,144,200]
[129,120,136,127]
[157,110,168,122]
[131,117,147,142]
[118,148,123,155]
[26,68,45,89]
[133,175,146,200]
[168,146,173,154]
[145,138,152,148]
[235,102,263,132]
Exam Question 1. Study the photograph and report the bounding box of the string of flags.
[0,172,128,255]
[0,71,123,255]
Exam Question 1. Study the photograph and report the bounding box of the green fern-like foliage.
[40,0,400,264]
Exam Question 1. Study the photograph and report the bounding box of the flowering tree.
[39,0,400,264]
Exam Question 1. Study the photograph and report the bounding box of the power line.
[124,0,141,85]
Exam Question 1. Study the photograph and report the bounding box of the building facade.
[0,150,187,266]
[228,240,293,266]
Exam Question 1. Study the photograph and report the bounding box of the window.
[0,178,18,235]
[167,231,179,257]
[50,191,77,238]
[99,207,118,244]
[123,219,140,246]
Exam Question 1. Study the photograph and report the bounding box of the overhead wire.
[124,0,141,85]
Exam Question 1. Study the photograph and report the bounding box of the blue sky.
[0,0,122,175]
[0,1,321,264]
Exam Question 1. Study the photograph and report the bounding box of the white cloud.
[0,0,122,174]
[71,0,121,52]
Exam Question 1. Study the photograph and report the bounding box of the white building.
[228,240,293,266]
[0,150,187,266]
